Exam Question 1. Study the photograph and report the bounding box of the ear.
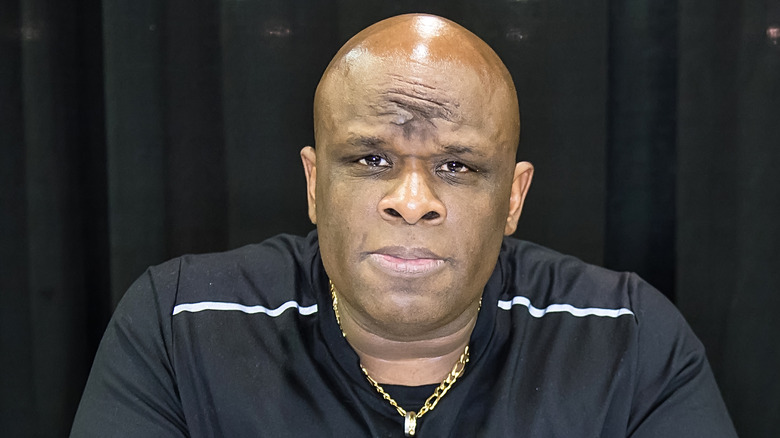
[504,161,534,235]
[300,146,318,224]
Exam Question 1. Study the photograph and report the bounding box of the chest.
[170,311,636,437]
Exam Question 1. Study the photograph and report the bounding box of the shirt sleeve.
[70,261,188,437]
[627,275,737,437]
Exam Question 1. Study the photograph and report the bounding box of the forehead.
[319,52,516,147]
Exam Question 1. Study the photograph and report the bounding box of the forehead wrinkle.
[382,73,458,123]
[381,91,455,123]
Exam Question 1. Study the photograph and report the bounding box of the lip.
[367,246,448,276]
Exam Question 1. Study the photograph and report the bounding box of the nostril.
[421,211,440,221]
[384,208,402,218]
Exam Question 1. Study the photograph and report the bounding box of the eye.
[357,155,390,167]
[438,161,470,173]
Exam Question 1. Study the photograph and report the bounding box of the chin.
[361,285,459,328]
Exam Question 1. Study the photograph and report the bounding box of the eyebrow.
[346,136,386,149]
[442,144,486,157]
[344,136,486,157]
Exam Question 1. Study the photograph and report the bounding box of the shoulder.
[142,231,320,313]
[496,237,703,371]
[496,237,688,328]
[497,237,641,311]
[494,239,736,436]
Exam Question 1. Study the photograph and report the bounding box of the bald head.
[314,14,520,153]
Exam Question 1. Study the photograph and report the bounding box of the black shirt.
[71,231,736,437]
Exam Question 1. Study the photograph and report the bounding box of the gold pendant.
[404,411,417,436]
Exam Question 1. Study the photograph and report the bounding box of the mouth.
[367,246,448,275]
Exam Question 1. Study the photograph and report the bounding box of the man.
[72,14,736,437]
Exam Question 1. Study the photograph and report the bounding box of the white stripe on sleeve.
[497,296,633,318]
[172,300,318,317]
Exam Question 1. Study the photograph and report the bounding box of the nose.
[378,169,446,225]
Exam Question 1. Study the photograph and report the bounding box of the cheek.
[447,184,511,233]
[444,185,510,271]
[316,179,381,242]
[324,180,381,216]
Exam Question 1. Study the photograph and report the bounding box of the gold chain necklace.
[329,280,471,437]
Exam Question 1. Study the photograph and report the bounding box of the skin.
[300,14,534,385]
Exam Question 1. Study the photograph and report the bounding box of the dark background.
[2,0,778,436]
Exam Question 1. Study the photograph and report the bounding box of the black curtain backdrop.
[1,0,778,436]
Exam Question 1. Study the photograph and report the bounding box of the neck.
[334,291,480,386]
